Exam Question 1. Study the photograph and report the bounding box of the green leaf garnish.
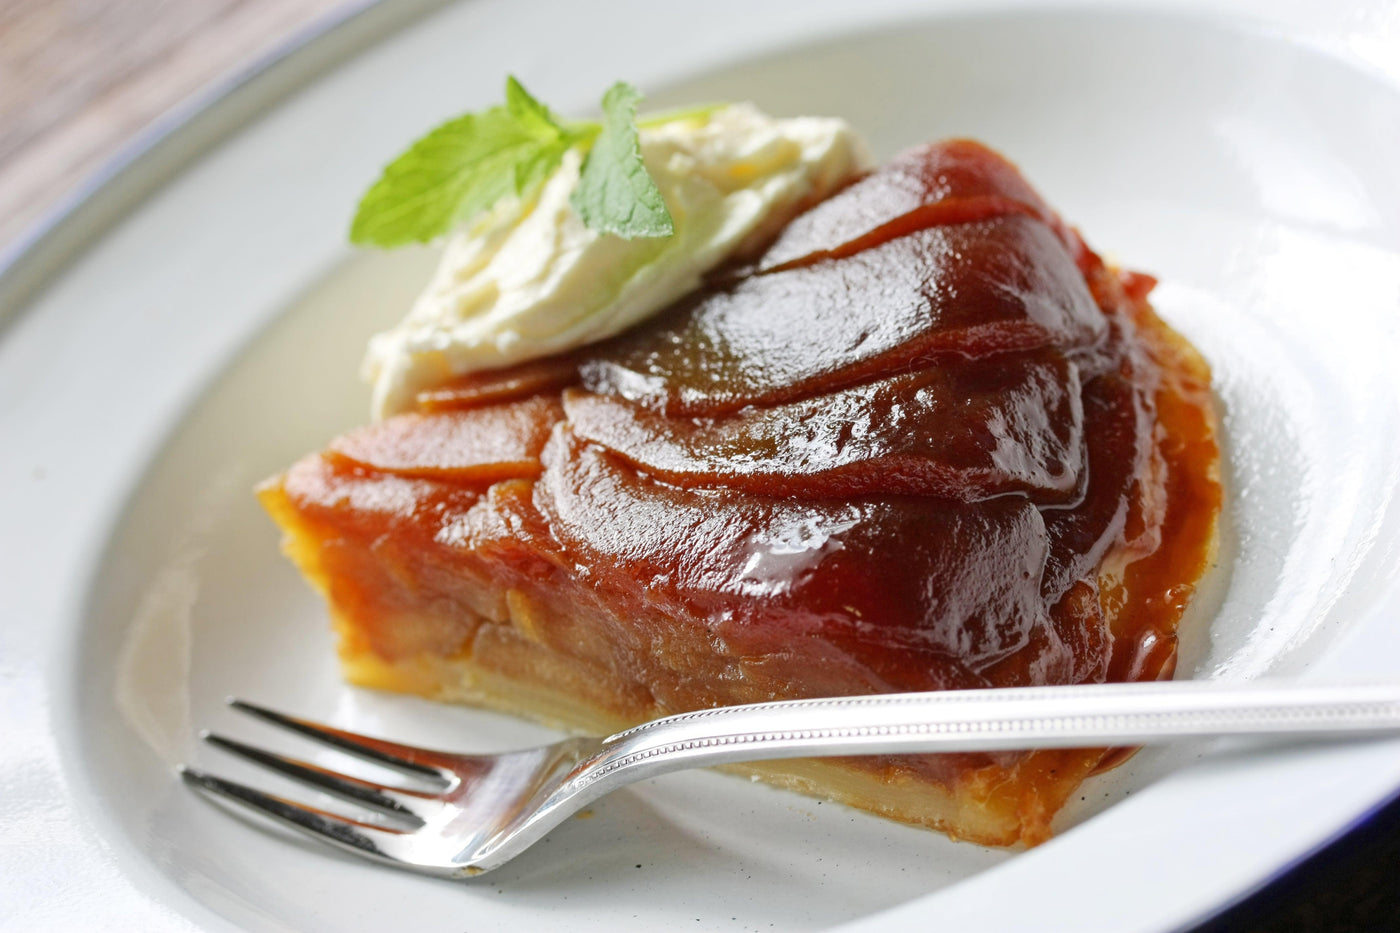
[350,77,580,247]
[505,78,586,199]
[571,82,675,239]
[350,77,685,247]
[635,101,726,129]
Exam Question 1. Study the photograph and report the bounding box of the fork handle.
[582,680,1400,788]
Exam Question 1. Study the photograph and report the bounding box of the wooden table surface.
[2,2,1398,930]
[0,0,349,255]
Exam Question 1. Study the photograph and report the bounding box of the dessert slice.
[261,139,1220,846]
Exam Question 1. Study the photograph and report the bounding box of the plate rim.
[5,1,1400,931]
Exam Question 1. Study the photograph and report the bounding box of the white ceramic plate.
[4,1,1400,930]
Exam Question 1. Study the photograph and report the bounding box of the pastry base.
[332,614,1111,846]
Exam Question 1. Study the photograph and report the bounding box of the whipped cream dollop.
[363,103,871,418]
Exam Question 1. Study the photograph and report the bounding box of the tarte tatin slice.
[261,139,1221,846]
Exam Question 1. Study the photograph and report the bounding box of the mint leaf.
[505,77,596,196]
[350,77,581,247]
[510,140,571,199]
[635,101,725,129]
[350,78,687,247]
[505,75,562,137]
[571,82,675,239]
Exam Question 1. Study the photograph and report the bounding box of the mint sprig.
[570,82,674,239]
[350,78,684,247]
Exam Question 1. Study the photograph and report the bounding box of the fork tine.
[180,766,413,860]
[227,698,450,783]
[203,733,430,826]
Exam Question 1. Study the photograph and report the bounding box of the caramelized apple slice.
[416,357,579,413]
[535,429,1083,690]
[565,350,1084,503]
[330,395,562,483]
[755,139,1081,272]
[583,216,1105,416]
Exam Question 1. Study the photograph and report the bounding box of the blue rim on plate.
[1185,784,1400,931]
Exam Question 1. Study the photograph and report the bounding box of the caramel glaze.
[266,140,1221,844]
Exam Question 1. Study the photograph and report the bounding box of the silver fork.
[181,680,1400,878]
